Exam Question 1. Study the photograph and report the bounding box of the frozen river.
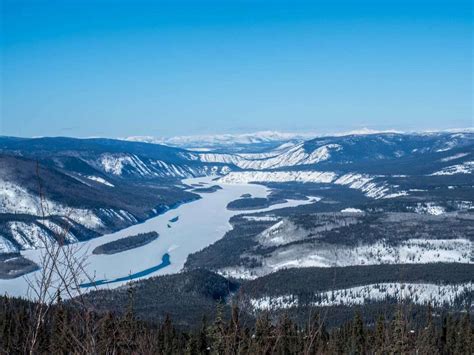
[0,177,315,298]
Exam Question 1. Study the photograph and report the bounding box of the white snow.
[125,131,315,148]
[86,176,114,187]
[0,180,44,215]
[199,143,342,170]
[341,208,364,213]
[38,220,78,243]
[219,238,472,280]
[122,128,409,149]
[218,171,337,184]
[430,161,474,175]
[414,203,446,216]
[242,216,280,222]
[334,174,389,199]
[0,236,18,253]
[8,222,52,249]
[440,153,469,162]
[0,178,103,230]
[219,171,407,199]
[257,220,307,247]
[250,282,473,310]
[99,154,131,175]
[0,177,315,298]
[383,191,409,199]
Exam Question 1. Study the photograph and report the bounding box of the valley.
[0,176,316,296]
[0,131,472,325]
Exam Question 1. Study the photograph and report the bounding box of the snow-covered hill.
[199,143,343,170]
[95,152,230,178]
[218,171,406,199]
[0,131,472,258]
[250,282,473,310]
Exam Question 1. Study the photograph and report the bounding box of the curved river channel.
[0,177,315,298]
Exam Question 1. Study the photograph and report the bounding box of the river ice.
[0,177,315,298]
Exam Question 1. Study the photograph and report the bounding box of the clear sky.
[1,0,472,138]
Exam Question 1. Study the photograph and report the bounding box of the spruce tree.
[374,314,386,354]
[209,302,226,354]
[455,312,472,355]
[390,307,410,354]
[417,304,438,354]
[49,292,68,354]
[253,312,273,354]
[227,303,242,354]
[98,311,117,354]
[350,310,366,354]
[197,315,210,354]
[0,298,14,354]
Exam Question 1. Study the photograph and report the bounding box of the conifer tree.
[0,298,14,354]
[444,314,457,353]
[253,311,273,354]
[390,307,410,354]
[209,302,226,354]
[417,304,438,354]
[118,286,138,352]
[274,313,297,355]
[455,312,472,355]
[98,311,117,354]
[197,315,210,354]
[161,314,178,354]
[49,292,68,354]
[350,310,366,354]
[227,303,242,354]
[374,314,386,354]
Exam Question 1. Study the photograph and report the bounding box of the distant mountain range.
[123,128,472,151]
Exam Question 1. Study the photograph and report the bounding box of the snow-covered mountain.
[197,131,473,171]
[124,128,473,152]
[0,131,472,256]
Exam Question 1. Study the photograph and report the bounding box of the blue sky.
[1,0,472,137]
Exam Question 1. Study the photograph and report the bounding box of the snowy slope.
[96,152,231,178]
[250,282,473,310]
[430,161,474,175]
[218,171,407,199]
[219,237,473,280]
[199,143,342,170]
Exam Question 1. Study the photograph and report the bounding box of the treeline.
[242,263,474,298]
[1,294,472,354]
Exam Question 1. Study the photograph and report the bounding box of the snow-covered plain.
[250,282,474,310]
[0,177,316,298]
[218,237,473,280]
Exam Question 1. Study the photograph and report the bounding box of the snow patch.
[341,208,364,213]
[86,176,114,187]
[218,171,337,184]
[430,161,474,175]
[414,203,446,216]
[440,153,469,162]
[0,236,18,253]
